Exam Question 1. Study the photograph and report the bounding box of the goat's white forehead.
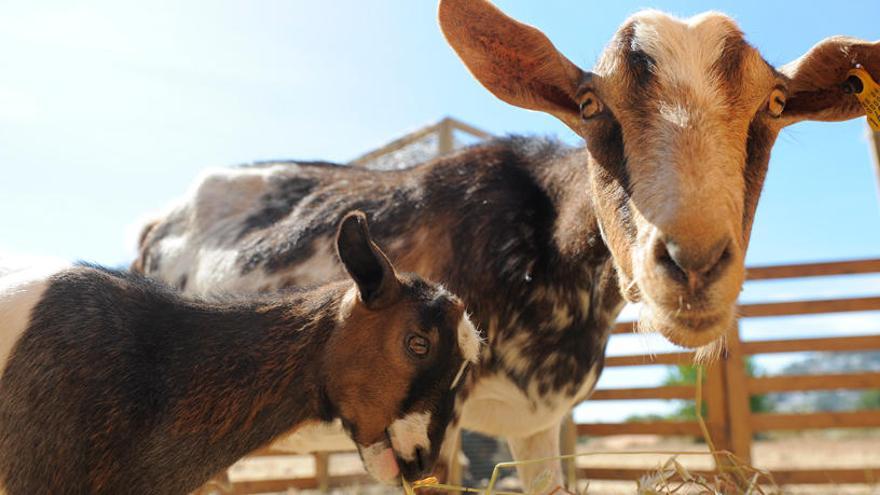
[628,10,742,93]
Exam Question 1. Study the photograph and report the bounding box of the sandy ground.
[224,434,880,494]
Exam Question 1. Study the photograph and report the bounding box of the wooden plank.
[437,118,455,155]
[349,123,440,167]
[751,410,880,431]
[748,372,880,394]
[314,452,330,493]
[746,258,880,280]
[231,477,316,493]
[590,385,694,401]
[703,363,732,454]
[741,335,880,355]
[576,467,880,485]
[611,321,637,335]
[577,421,703,436]
[447,117,493,139]
[604,352,695,367]
[248,445,357,457]
[613,296,880,333]
[577,467,716,482]
[231,474,370,494]
[722,324,753,464]
[349,117,492,168]
[738,296,880,318]
[771,467,880,485]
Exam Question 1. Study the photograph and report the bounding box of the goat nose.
[655,236,732,290]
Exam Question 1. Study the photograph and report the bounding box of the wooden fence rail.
[228,258,880,493]
[576,257,880,488]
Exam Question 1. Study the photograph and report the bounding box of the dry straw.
[407,367,782,495]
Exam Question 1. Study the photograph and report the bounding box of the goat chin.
[359,438,400,485]
[638,302,731,350]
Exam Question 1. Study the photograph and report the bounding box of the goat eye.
[405,334,430,357]
[579,91,603,120]
[767,88,786,118]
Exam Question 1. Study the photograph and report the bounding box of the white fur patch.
[461,361,601,439]
[388,411,432,463]
[142,164,345,297]
[190,164,291,232]
[457,314,481,363]
[337,285,358,322]
[359,440,400,484]
[0,258,69,379]
[631,10,738,103]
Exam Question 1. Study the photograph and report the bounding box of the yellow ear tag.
[846,67,880,131]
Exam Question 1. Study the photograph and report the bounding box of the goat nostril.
[654,239,688,284]
[656,237,732,287]
[704,240,733,279]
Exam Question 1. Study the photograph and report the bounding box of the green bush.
[625,360,772,423]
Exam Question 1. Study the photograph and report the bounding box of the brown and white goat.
[0,212,480,494]
[133,1,879,490]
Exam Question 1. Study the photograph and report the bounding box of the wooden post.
[703,361,732,455]
[560,413,578,490]
[437,117,455,156]
[722,323,753,464]
[314,452,330,493]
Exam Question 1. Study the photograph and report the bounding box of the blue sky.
[2,1,879,422]
[1,0,878,264]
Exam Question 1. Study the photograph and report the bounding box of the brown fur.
[0,213,476,493]
[440,0,877,349]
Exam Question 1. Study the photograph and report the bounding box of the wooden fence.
[223,258,880,492]
[349,117,492,169]
[577,257,880,486]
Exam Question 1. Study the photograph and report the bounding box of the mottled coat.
[135,1,878,489]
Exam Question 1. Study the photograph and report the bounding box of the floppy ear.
[438,0,587,131]
[779,36,880,125]
[336,211,399,308]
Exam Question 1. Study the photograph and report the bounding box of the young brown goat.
[0,211,480,494]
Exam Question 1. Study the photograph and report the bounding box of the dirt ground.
[226,433,880,494]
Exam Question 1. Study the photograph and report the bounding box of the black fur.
[0,260,467,493]
[139,136,621,403]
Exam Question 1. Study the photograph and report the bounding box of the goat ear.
[438,0,587,131]
[779,36,879,125]
[336,211,399,309]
